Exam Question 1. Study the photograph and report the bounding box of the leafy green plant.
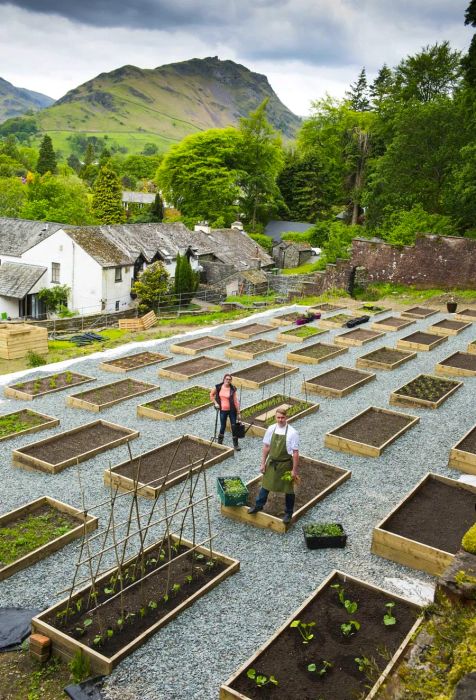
[308,660,333,676]
[304,523,344,537]
[290,619,316,643]
[383,602,396,626]
[331,583,358,614]
[48,376,57,389]
[26,351,47,368]
[282,470,294,483]
[222,478,248,498]
[355,656,372,673]
[69,650,90,684]
[341,619,360,637]
[65,371,74,384]
[246,668,278,688]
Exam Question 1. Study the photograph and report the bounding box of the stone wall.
[200,261,236,286]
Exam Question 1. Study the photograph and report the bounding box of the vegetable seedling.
[246,668,278,688]
[383,602,396,626]
[308,660,333,676]
[290,619,316,643]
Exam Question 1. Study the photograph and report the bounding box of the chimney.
[194,221,211,234]
[231,221,244,231]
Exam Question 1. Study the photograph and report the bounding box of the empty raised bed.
[324,406,419,457]
[159,355,231,380]
[104,434,234,497]
[0,409,59,442]
[221,456,350,533]
[66,378,159,412]
[309,303,344,313]
[276,325,327,343]
[231,361,299,389]
[371,473,476,576]
[396,331,447,352]
[435,351,476,377]
[169,335,230,355]
[225,323,275,339]
[318,313,355,329]
[334,328,386,347]
[5,371,95,400]
[13,420,139,474]
[220,570,421,700]
[287,341,347,365]
[239,394,319,437]
[449,423,476,475]
[389,374,462,409]
[371,317,415,332]
[137,386,211,421]
[356,346,417,371]
[401,306,438,319]
[0,496,97,582]
[99,351,169,373]
[427,319,472,336]
[225,338,285,360]
[268,312,303,327]
[302,366,375,398]
[455,308,476,322]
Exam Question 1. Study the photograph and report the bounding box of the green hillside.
[0,77,54,122]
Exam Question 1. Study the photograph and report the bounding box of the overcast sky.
[0,0,472,115]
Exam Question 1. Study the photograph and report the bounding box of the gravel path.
[0,306,474,699]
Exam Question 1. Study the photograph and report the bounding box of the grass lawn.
[0,651,72,700]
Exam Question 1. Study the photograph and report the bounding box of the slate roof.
[264,220,314,242]
[0,218,67,256]
[0,261,47,299]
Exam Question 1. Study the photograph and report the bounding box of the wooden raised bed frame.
[237,394,319,437]
[220,457,351,533]
[435,351,476,377]
[65,378,159,412]
[302,366,376,398]
[0,323,47,360]
[389,374,463,410]
[356,346,417,371]
[287,342,348,365]
[455,308,476,322]
[334,328,386,347]
[104,434,234,498]
[371,473,476,576]
[158,355,231,380]
[137,385,210,421]
[468,341,476,355]
[324,406,419,457]
[5,372,96,400]
[12,420,139,474]
[32,535,239,676]
[225,323,275,340]
[371,317,415,332]
[231,361,299,389]
[276,326,327,343]
[448,423,476,475]
[426,319,472,336]
[0,496,97,582]
[220,569,422,700]
[318,314,355,329]
[169,335,230,355]
[267,312,303,327]
[396,332,447,352]
[99,351,169,373]
[0,409,59,442]
[225,339,285,360]
[401,306,438,319]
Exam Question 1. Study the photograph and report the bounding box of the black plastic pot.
[446,302,457,313]
[303,523,347,549]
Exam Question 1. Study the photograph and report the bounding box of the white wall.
[0,296,20,317]
[102,266,135,312]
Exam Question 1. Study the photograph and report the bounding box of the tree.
[131,261,170,312]
[463,0,476,86]
[0,177,26,217]
[149,193,164,222]
[393,42,462,103]
[370,64,394,109]
[92,166,126,224]
[37,285,70,313]
[36,135,57,175]
[346,68,370,111]
[378,205,458,245]
[67,154,81,174]
[21,173,95,224]
[174,253,198,299]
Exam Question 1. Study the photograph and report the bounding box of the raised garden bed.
[169,335,230,355]
[468,340,476,354]
[426,319,472,336]
[287,341,347,365]
[220,456,351,533]
[13,420,139,474]
[66,378,159,412]
[309,303,344,313]
[455,308,476,322]
[137,386,211,421]
[5,371,95,400]
[104,434,234,498]
[302,366,375,398]
[303,523,347,549]
[324,406,419,457]
[355,304,391,315]
[0,496,97,582]
[371,317,415,332]
[225,323,275,339]
[334,328,386,347]
[356,346,417,371]
[32,535,239,675]
[268,312,303,327]
[435,351,476,377]
[238,394,319,437]
[449,422,476,475]
[389,374,462,409]
[220,570,421,700]
[396,331,447,352]
[99,351,169,373]
[231,361,299,389]
[371,473,476,576]
[401,306,438,319]
[318,313,355,329]
[158,355,231,380]
[0,409,59,442]
[225,338,285,360]
[276,325,327,343]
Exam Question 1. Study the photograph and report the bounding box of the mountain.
[0,77,54,122]
[32,57,301,154]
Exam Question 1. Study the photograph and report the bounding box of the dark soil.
[247,458,344,515]
[382,477,476,553]
[331,408,414,447]
[234,362,294,383]
[361,347,413,364]
[10,371,92,396]
[374,317,410,329]
[275,312,302,322]
[395,375,459,402]
[230,573,419,700]
[173,336,227,350]
[308,367,372,390]
[166,356,228,375]
[241,395,314,429]
[432,320,469,330]
[338,329,381,341]
[234,323,274,335]
[18,423,133,465]
[457,425,476,454]
[72,379,154,405]
[234,339,282,354]
[290,342,341,359]
[403,307,438,317]
[439,352,476,370]
[323,314,351,324]
[104,352,167,369]
[310,303,343,312]
[401,331,444,345]
[458,309,476,318]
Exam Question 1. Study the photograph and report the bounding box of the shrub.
[462,523,476,554]
[26,350,47,368]
[248,232,273,253]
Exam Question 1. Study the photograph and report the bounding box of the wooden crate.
[0,496,97,582]
[231,361,299,389]
[435,351,476,377]
[371,317,415,332]
[389,374,463,410]
[0,323,47,360]
[158,355,231,380]
[225,339,285,360]
[99,352,169,373]
[371,473,476,576]
[137,386,211,421]
[169,336,230,355]
[400,306,438,319]
[0,409,59,442]
[118,310,157,331]
[237,394,319,437]
[66,379,159,412]
[448,423,476,475]
[396,332,447,352]
[302,366,375,398]
[334,328,386,347]
[225,323,275,339]
[287,342,348,365]
[426,319,472,336]
[356,347,417,371]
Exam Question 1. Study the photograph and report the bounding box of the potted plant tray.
[137,386,211,421]
[371,317,415,332]
[455,308,476,322]
[302,366,376,398]
[158,355,231,380]
[467,340,476,354]
[356,346,417,371]
[276,326,327,343]
[0,496,98,582]
[99,351,169,372]
[225,338,285,360]
[220,569,422,700]
[287,342,348,365]
[389,374,463,410]
[295,312,319,326]
[267,312,304,327]
[396,331,447,352]
[401,306,439,319]
[66,378,159,412]
[0,409,59,442]
[318,313,355,329]
[217,476,249,506]
[302,522,347,549]
[12,420,139,474]
[435,351,476,377]
[334,328,386,347]
[4,371,95,400]
[371,473,476,576]
[426,319,472,336]
[225,323,275,339]
[324,406,419,458]
[220,456,351,534]
[32,535,239,676]
[448,422,476,475]
[104,434,234,498]
[169,335,231,355]
[355,304,391,315]
[238,394,319,437]
[231,361,299,389]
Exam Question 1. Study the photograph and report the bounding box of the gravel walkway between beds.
[0,306,474,700]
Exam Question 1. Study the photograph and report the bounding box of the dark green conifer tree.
[92,166,126,224]
[37,135,57,174]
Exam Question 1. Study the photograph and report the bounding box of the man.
[248,407,299,524]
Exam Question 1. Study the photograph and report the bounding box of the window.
[115,267,122,282]
[115,301,120,311]
[51,262,60,283]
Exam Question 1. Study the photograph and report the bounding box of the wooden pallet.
[118,310,157,331]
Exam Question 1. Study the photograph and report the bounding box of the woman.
[210,373,241,450]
